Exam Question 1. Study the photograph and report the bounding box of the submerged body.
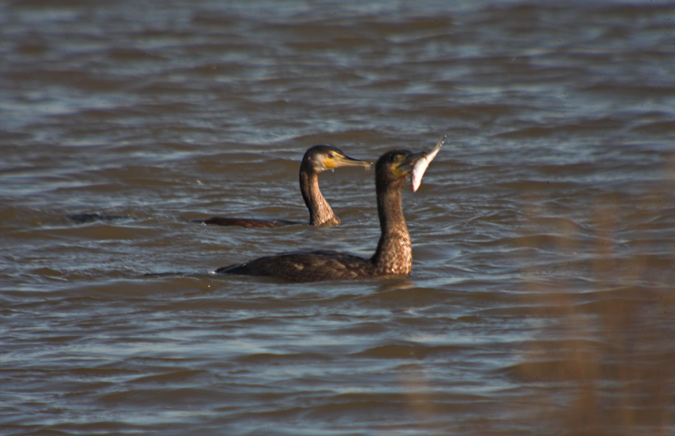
[200,145,370,228]
[216,149,429,282]
[217,249,407,282]
[67,213,133,224]
[201,217,301,228]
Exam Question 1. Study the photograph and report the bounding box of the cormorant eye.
[328,153,335,158]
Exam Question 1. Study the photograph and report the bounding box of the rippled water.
[1,1,674,435]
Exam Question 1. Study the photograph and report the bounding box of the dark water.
[1,1,674,435]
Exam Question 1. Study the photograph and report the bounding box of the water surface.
[1,1,674,435]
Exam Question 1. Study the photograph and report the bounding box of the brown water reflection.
[514,184,674,435]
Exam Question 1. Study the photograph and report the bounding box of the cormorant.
[215,149,432,282]
[199,145,371,228]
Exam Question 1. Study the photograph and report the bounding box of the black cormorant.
[215,149,431,282]
[199,145,371,228]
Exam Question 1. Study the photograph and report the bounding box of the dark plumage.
[199,145,371,228]
[216,149,429,282]
[67,213,133,224]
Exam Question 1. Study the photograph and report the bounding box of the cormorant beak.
[398,152,428,174]
[326,154,373,170]
[396,152,431,192]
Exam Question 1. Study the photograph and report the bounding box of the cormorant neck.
[370,177,412,275]
[299,166,339,226]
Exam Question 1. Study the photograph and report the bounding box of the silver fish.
[411,135,445,192]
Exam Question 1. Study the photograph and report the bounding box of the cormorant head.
[303,145,372,174]
[375,149,427,187]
